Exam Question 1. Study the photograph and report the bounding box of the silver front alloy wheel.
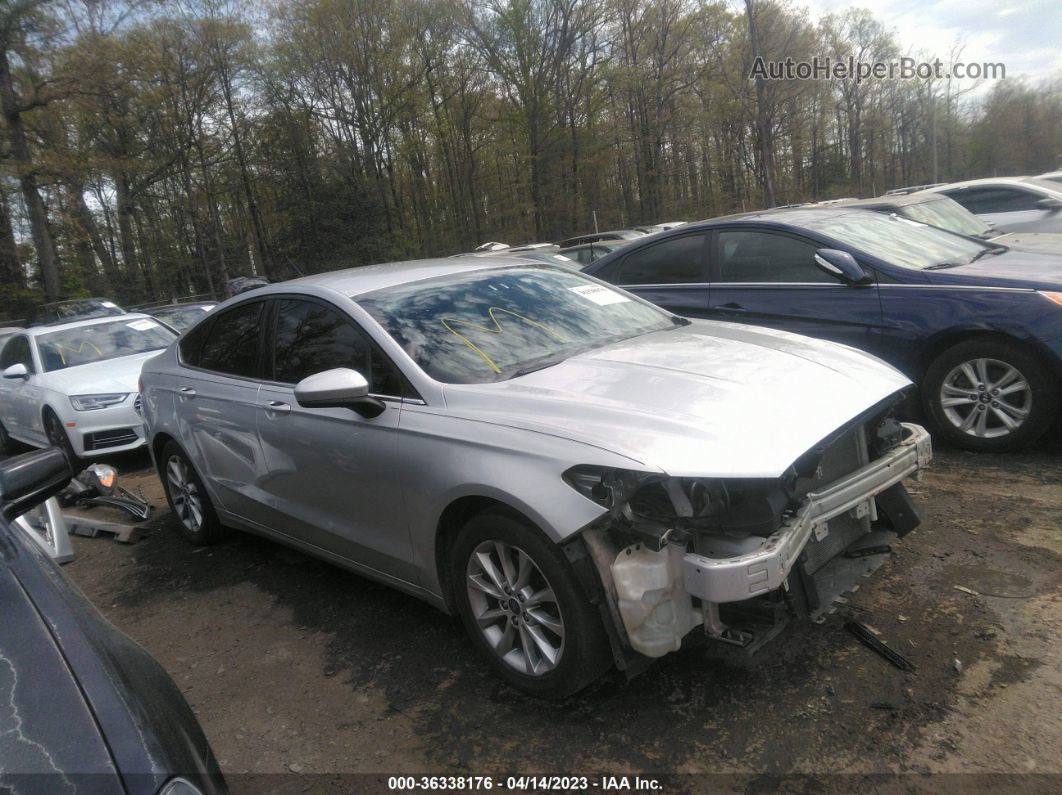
[166,455,203,532]
[940,357,1031,439]
[465,540,565,676]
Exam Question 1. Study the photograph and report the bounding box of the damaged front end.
[562,401,933,665]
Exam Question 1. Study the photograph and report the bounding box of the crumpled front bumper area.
[606,423,932,659]
[681,423,931,604]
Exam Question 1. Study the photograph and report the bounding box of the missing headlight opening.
[569,401,931,663]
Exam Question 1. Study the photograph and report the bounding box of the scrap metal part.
[845,620,916,671]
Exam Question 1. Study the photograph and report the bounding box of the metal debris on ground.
[845,620,916,672]
[65,514,147,544]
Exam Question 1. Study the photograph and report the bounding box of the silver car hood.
[442,321,911,478]
[35,351,160,395]
[991,231,1062,254]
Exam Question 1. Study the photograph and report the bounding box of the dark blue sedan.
[582,207,1062,452]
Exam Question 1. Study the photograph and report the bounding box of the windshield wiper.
[925,261,965,270]
[969,248,999,262]
[508,356,569,379]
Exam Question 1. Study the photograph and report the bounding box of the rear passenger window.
[716,231,831,283]
[196,301,264,378]
[597,234,705,285]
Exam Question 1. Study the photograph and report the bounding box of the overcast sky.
[798,0,1062,86]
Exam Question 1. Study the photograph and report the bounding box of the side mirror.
[294,368,385,419]
[814,249,872,286]
[3,363,28,380]
[0,447,74,521]
[1036,197,1062,214]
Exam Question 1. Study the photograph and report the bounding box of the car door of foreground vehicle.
[704,228,887,355]
[172,299,269,523]
[0,334,46,444]
[255,296,416,582]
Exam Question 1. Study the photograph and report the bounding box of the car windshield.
[153,305,213,331]
[801,211,989,269]
[900,197,992,237]
[357,266,677,384]
[36,318,176,372]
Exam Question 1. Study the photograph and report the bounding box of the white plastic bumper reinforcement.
[682,423,932,604]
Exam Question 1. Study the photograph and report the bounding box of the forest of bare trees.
[0,0,1059,317]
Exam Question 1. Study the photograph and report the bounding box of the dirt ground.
[61,438,1061,793]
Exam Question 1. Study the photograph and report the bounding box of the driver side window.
[271,299,406,396]
[716,231,834,283]
[0,336,35,373]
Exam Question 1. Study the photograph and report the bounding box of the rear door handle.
[718,302,747,312]
[179,387,197,398]
[262,400,290,415]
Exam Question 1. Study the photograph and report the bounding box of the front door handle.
[179,387,197,398]
[718,302,747,312]
[262,400,291,415]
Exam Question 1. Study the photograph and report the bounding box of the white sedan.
[0,315,176,458]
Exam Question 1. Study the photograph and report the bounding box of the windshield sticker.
[568,284,631,305]
[126,319,158,331]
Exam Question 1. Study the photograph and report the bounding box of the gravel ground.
[60,439,1062,793]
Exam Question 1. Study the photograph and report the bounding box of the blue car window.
[716,231,832,283]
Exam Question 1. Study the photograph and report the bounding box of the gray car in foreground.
[141,258,931,697]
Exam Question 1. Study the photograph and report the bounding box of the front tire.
[43,408,79,466]
[160,441,227,545]
[0,419,18,455]
[450,508,611,698]
[922,339,1057,452]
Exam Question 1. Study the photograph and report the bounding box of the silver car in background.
[140,258,931,697]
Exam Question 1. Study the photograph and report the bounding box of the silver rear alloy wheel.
[166,455,203,532]
[940,357,1031,439]
[465,540,565,676]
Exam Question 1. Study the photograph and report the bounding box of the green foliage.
[0,0,1058,316]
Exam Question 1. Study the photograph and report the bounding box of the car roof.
[279,256,530,297]
[835,192,951,210]
[927,176,1062,194]
[40,297,117,306]
[560,240,624,249]
[694,206,882,226]
[22,312,158,336]
[148,302,216,310]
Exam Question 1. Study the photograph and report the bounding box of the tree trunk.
[0,190,24,288]
[0,49,61,300]
[745,0,776,207]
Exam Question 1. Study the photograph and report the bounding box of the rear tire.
[450,508,611,698]
[160,441,227,545]
[922,339,1057,452]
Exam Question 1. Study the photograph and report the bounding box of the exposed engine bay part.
[578,418,931,659]
[610,543,699,658]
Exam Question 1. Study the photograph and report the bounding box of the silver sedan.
[141,258,931,697]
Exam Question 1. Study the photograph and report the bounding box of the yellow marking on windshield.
[51,339,104,363]
[442,308,569,374]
